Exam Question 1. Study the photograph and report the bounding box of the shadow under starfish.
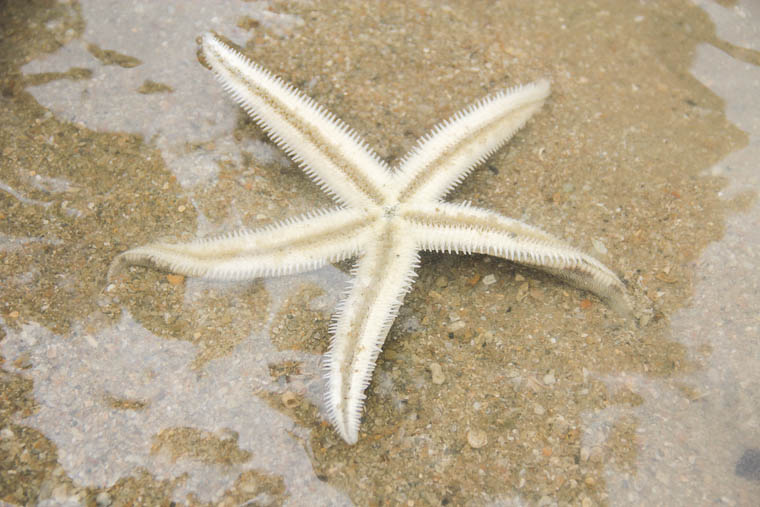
[109,33,631,444]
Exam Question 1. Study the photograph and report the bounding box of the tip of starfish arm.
[533,78,551,93]
[201,31,219,48]
[324,395,360,444]
[338,422,359,445]
[106,253,127,281]
[607,285,636,320]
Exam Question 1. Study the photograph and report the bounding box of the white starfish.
[110,33,630,444]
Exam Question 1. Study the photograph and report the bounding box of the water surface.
[1,0,758,504]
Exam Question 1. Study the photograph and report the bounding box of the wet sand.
[1,0,758,505]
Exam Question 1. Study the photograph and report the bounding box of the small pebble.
[538,495,553,507]
[52,485,71,501]
[735,448,760,481]
[281,391,299,408]
[467,429,488,449]
[553,415,569,434]
[592,238,608,255]
[482,274,497,285]
[166,274,185,286]
[543,371,556,385]
[13,354,32,370]
[95,492,112,506]
[516,282,530,301]
[240,478,260,494]
[534,403,546,416]
[429,362,445,385]
[448,320,466,334]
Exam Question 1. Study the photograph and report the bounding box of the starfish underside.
[110,33,630,444]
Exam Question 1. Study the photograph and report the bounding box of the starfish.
[110,33,630,444]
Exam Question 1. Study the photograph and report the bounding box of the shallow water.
[1,0,758,505]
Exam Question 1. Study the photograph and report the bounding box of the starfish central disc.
[383,205,399,219]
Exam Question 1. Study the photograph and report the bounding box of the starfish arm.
[402,202,632,315]
[324,224,420,444]
[201,33,393,208]
[109,207,375,281]
[392,80,550,204]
